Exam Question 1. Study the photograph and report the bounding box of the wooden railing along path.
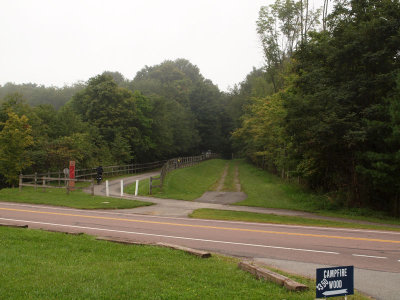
[18,175,94,195]
[19,161,167,195]
[149,153,219,194]
[18,155,218,196]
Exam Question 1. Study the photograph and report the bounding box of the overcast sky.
[0,0,324,91]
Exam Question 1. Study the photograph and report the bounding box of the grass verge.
[126,159,227,200]
[0,226,368,300]
[0,187,152,209]
[236,160,400,226]
[190,209,400,232]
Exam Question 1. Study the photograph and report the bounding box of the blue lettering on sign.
[316,266,354,298]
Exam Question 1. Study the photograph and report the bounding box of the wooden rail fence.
[149,153,219,194]
[21,161,166,181]
[18,174,95,195]
[18,160,166,195]
[18,155,218,196]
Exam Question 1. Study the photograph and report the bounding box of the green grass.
[235,159,326,211]
[190,209,400,232]
[0,226,368,300]
[0,187,153,209]
[125,177,152,196]
[126,159,227,200]
[235,160,400,225]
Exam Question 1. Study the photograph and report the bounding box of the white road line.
[0,217,340,255]
[352,254,387,259]
[1,202,399,235]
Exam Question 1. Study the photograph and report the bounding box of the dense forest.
[231,0,400,215]
[0,0,399,215]
[0,59,234,186]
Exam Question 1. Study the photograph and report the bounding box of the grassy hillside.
[126,159,227,200]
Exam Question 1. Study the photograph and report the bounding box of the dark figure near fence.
[96,166,103,184]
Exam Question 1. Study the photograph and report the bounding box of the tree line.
[0,59,233,187]
[231,0,400,216]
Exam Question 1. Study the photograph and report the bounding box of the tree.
[356,72,400,215]
[111,132,132,164]
[256,0,320,92]
[44,133,99,170]
[131,59,229,156]
[232,92,289,175]
[70,74,153,162]
[0,111,34,186]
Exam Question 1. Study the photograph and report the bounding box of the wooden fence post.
[34,172,37,190]
[91,179,94,196]
[149,177,153,195]
[19,174,22,192]
[42,176,46,192]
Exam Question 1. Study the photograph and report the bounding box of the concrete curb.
[156,242,212,258]
[96,236,152,245]
[95,237,211,258]
[238,261,308,291]
[41,229,83,235]
[0,222,28,228]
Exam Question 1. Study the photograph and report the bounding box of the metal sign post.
[316,266,354,298]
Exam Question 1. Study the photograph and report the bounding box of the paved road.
[0,201,399,299]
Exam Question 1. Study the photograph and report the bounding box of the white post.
[135,180,139,196]
[106,180,109,197]
[120,180,123,196]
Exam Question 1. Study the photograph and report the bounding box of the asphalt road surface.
[1,201,399,299]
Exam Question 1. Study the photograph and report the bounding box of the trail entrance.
[195,162,247,204]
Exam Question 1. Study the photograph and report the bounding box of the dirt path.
[234,164,241,192]
[215,164,228,192]
[195,162,247,204]
[212,163,241,192]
